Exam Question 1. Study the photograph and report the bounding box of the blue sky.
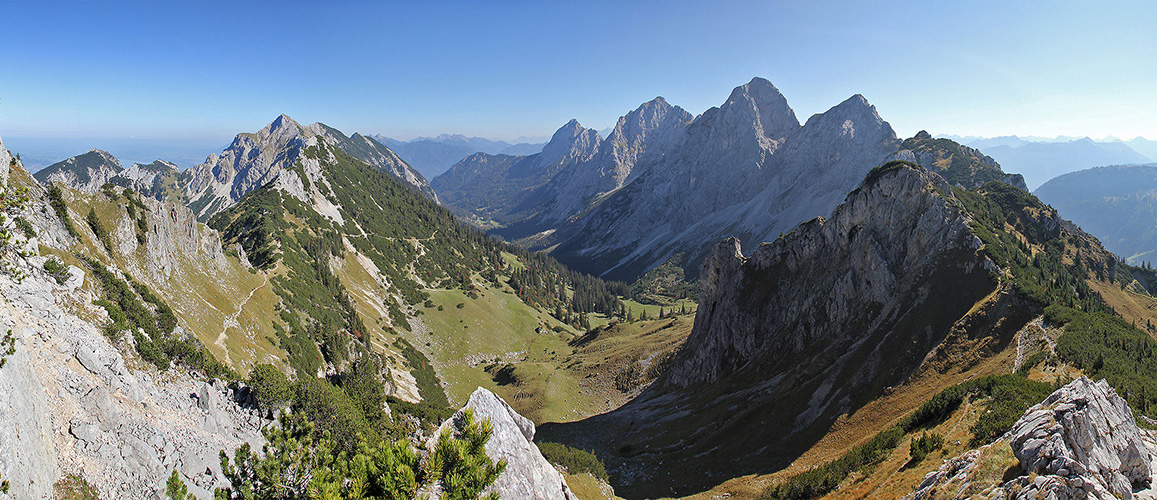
[1,0,1154,147]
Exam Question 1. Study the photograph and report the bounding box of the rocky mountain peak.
[33,148,125,193]
[720,76,800,142]
[537,119,600,168]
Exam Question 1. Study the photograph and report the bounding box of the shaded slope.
[540,161,1124,498]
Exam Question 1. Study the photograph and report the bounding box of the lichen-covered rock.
[907,377,1153,500]
[432,388,578,500]
[1008,376,1150,499]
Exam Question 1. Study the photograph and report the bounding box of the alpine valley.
[4,76,1157,500]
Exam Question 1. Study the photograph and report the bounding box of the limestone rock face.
[522,97,693,226]
[433,388,578,500]
[907,377,1153,500]
[545,80,902,281]
[1008,377,1150,499]
[0,259,267,500]
[33,149,124,193]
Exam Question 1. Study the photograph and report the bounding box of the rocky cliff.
[432,118,603,226]
[889,130,1028,191]
[539,162,1005,497]
[909,377,1154,500]
[33,149,124,193]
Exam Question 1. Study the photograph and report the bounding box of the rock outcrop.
[33,149,124,193]
[432,388,578,500]
[908,377,1153,500]
[539,162,1002,497]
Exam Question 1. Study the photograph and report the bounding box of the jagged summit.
[182,114,435,220]
[720,76,800,142]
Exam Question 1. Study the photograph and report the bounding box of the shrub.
[47,184,78,238]
[247,363,292,411]
[908,432,944,464]
[43,257,69,285]
[14,216,35,237]
[537,441,609,482]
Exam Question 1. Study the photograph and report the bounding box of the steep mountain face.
[977,137,1152,189]
[890,130,1028,190]
[540,163,1007,497]
[510,97,693,230]
[432,119,602,226]
[1035,164,1157,263]
[183,115,435,221]
[544,81,902,281]
[33,149,124,192]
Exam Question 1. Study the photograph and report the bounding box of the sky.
[0,0,1154,160]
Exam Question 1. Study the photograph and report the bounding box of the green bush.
[85,207,114,254]
[47,184,78,238]
[761,426,903,500]
[247,363,292,411]
[214,405,503,500]
[14,216,35,237]
[43,257,69,285]
[908,432,944,464]
[537,441,609,482]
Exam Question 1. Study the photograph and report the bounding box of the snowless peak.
[264,114,303,135]
[722,77,800,139]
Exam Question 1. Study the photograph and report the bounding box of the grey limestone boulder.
[433,388,578,500]
[1007,377,1150,499]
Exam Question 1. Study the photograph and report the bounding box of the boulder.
[1007,377,1150,499]
[906,377,1153,500]
[433,388,578,500]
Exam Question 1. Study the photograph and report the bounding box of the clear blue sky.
[1,0,1154,144]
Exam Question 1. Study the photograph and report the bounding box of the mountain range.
[1036,164,1157,264]
[10,77,1157,500]
[436,77,1024,283]
[937,135,1155,190]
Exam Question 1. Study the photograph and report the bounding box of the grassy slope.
[39,184,285,374]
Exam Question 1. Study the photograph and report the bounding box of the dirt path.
[215,274,269,357]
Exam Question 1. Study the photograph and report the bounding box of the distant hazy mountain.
[368,134,546,179]
[33,148,123,192]
[955,137,1152,189]
[1036,164,1157,263]
[1123,137,1157,160]
[432,119,602,226]
[497,142,546,156]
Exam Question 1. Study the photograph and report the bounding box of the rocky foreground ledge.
[909,376,1153,500]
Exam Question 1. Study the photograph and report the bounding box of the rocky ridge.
[540,162,1005,497]
[0,145,268,499]
[33,149,124,193]
[182,114,434,221]
[908,377,1154,500]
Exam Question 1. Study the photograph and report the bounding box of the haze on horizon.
[0,0,1153,150]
